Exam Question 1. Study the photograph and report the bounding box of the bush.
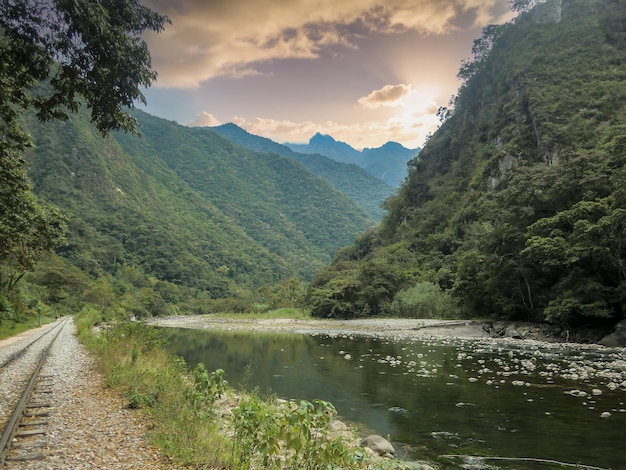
[390,281,454,318]
[233,395,367,470]
[0,294,15,326]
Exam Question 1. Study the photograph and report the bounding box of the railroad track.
[0,318,70,468]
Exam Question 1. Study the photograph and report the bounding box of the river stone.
[360,435,395,457]
[328,419,348,432]
[505,327,523,339]
[599,320,626,347]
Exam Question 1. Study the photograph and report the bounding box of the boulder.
[328,419,348,432]
[360,435,395,457]
[505,327,523,339]
[599,320,626,347]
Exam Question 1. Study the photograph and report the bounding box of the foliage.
[189,364,227,414]
[0,0,167,317]
[309,0,626,330]
[0,131,67,294]
[233,395,367,470]
[0,0,168,135]
[17,107,374,321]
[211,123,395,221]
[390,282,454,319]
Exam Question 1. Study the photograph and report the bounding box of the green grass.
[0,314,56,341]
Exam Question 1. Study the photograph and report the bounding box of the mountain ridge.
[209,123,394,221]
[286,133,419,187]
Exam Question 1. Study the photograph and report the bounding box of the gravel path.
[1,318,176,470]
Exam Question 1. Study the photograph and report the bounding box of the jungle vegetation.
[0,0,168,327]
[2,0,625,338]
[210,123,395,222]
[308,0,626,332]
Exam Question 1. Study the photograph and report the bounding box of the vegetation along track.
[0,318,70,467]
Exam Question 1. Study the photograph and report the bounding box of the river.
[162,326,626,469]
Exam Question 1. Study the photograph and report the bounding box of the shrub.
[233,396,367,469]
[390,281,453,318]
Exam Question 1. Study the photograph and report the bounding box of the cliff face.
[308,0,626,328]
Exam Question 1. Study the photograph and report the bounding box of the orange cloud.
[358,84,412,109]
[226,113,439,150]
[143,0,509,88]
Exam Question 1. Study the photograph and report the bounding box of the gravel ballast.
[1,319,175,469]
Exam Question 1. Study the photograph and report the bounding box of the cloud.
[143,0,508,88]
[358,84,412,109]
[188,111,221,127]
[230,111,440,150]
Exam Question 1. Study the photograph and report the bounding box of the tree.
[0,1,168,298]
[1,0,169,136]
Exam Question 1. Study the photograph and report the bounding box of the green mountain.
[209,123,394,221]
[307,0,626,332]
[286,133,419,187]
[25,108,374,301]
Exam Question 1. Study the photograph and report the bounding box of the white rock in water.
[601,412,611,418]
[592,388,603,396]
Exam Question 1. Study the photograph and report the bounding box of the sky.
[139,0,516,150]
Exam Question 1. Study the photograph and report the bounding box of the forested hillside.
[22,108,373,316]
[210,123,394,221]
[308,0,626,332]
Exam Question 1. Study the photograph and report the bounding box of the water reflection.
[162,327,626,469]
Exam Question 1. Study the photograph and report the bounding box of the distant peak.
[310,132,337,144]
[381,141,405,150]
[215,122,244,131]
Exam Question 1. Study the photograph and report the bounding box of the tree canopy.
[0,0,168,315]
[307,0,626,331]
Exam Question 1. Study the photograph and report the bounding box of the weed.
[233,395,367,469]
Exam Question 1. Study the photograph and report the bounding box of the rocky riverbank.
[148,315,609,345]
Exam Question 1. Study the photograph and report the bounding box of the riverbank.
[153,314,626,470]
[148,315,576,344]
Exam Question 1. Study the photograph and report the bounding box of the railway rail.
[0,318,69,468]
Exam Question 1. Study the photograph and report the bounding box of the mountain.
[287,133,361,164]
[286,133,419,187]
[307,0,626,334]
[361,142,419,187]
[209,123,394,221]
[24,108,374,305]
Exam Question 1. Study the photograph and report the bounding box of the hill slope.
[25,108,374,299]
[307,0,626,331]
[210,123,394,221]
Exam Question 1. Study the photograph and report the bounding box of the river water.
[162,327,626,469]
